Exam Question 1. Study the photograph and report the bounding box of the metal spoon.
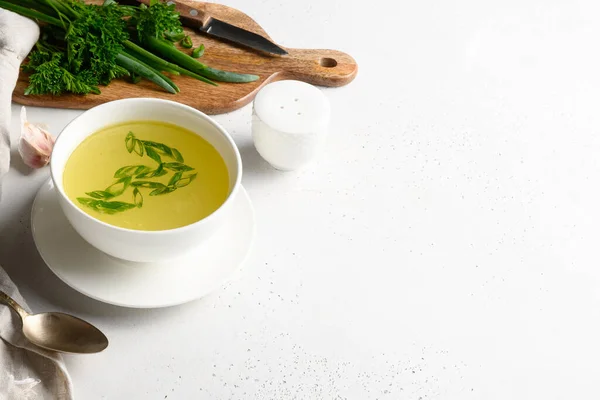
[0,290,108,354]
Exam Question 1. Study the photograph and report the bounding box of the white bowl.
[50,98,242,263]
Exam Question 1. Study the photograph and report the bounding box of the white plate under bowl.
[31,179,256,308]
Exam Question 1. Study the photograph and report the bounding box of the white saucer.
[31,179,256,308]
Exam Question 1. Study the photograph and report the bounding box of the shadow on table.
[237,140,276,176]
[0,193,217,324]
[10,148,36,177]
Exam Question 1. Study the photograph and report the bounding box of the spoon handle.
[0,290,29,319]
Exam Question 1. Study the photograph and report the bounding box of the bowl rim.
[50,97,242,235]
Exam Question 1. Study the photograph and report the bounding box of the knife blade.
[135,0,288,56]
[197,18,288,56]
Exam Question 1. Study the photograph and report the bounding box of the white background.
[1,0,600,398]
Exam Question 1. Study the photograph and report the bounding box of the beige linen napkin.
[0,8,74,400]
[0,267,73,400]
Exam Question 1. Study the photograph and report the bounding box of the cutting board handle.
[278,48,358,87]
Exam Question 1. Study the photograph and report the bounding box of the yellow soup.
[63,121,229,231]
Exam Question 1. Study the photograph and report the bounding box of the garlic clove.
[18,106,55,169]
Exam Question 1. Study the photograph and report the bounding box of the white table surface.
[1,0,600,398]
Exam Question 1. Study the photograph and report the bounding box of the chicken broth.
[63,121,229,231]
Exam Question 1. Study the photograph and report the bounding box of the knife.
[134,0,288,56]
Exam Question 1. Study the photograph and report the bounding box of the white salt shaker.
[252,80,330,171]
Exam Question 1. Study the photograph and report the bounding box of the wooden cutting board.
[12,0,358,114]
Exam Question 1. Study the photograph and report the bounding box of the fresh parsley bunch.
[0,0,259,96]
[24,4,129,95]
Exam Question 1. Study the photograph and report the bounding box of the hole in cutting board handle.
[320,57,338,68]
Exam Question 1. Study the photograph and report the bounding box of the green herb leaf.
[126,133,135,153]
[130,181,166,189]
[97,201,136,213]
[134,0,183,41]
[133,139,144,156]
[130,73,142,84]
[164,30,185,42]
[150,186,176,196]
[153,166,169,177]
[136,163,166,178]
[144,145,162,163]
[142,141,173,157]
[135,165,153,175]
[114,165,152,178]
[170,148,184,162]
[174,173,197,188]
[105,176,132,196]
[142,141,186,162]
[135,172,152,179]
[133,187,143,208]
[180,35,193,49]
[77,198,97,207]
[163,162,194,172]
[85,190,115,200]
[192,44,205,59]
[77,198,136,215]
[168,171,183,186]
